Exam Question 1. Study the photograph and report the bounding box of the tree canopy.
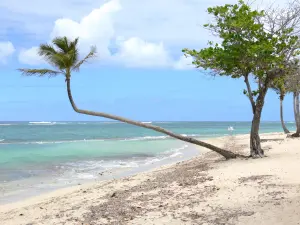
[183,0,298,92]
[182,0,299,157]
[19,37,97,79]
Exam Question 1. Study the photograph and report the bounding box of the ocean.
[0,121,295,203]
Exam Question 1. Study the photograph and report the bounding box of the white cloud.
[113,37,172,68]
[18,0,182,69]
[0,0,285,44]
[14,0,287,68]
[0,41,15,63]
[50,0,121,59]
[173,55,195,70]
[18,47,44,65]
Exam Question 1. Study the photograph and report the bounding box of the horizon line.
[0,120,289,123]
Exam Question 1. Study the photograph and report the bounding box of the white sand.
[0,133,300,225]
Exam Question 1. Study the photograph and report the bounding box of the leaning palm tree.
[18,36,237,159]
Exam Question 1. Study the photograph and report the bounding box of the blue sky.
[0,0,293,121]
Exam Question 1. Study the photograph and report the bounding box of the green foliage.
[284,61,300,93]
[18,37,96,78]
[18,69,61,77]
[183,0,299,92]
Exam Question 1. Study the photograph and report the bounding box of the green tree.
[183,1,298,157]
[18,36,237,159]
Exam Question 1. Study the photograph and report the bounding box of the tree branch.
[244,74,256,114]
[72,46,97,72]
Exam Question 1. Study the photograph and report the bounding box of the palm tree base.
[291,133,300,138]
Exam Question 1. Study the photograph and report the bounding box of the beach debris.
[207,177,214,181]
[111,192,116,197]
[19,213,24,216]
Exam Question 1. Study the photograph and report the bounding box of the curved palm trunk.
[292,91,300,137]
[66,79,237,159]
[279,94,290,134]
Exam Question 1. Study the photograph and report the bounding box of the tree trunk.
[244,75,266,158]
[250,89,268,158]
[65,79,237,159]
[292,91,300,137]
[279,94,290,134]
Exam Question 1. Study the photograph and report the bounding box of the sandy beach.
[0,132,300,225]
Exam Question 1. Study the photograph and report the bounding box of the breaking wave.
[29,122,56,125]
[0,134,204,145]
[56,144,189,181]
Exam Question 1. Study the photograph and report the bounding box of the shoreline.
[0,133,282,207]
[0,142,201,205]
[1,132,300,224]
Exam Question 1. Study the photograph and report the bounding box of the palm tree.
[270,82,290,134]
[292,91,300,137]
[285,69,300,137]
[18,36,237,159]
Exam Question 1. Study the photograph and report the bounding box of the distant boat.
[142,122,152,124]
[228,126,234,131]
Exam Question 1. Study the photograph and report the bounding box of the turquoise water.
[0,121,295,199]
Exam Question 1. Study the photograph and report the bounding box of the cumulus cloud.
[18,0,183,69]
[0,41,15,63]
[18,47,44,65]
[173,55,195,70]
[113,37,172,68]
[50,0,121,59]
[0,0,285,45]
[16,0,285,68]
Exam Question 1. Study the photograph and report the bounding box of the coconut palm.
[285,68,300,137]
[270,82,290,134]
[18,36,237,159]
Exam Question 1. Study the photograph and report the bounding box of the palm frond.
[72,46,97,72]
[64,49,79,68]
[269,82,280,92]
[18,69,61,78]
[38,44,66,70]
[41,37,79,69]
[69,37,79,64]
[70,37,79,49]
[18,37,94,79]
[48,54,68,70]
[38,44,57,57]
[52,37,70,53]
